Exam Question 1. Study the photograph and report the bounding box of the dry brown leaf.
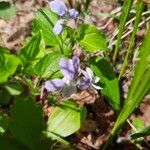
[142,0,150,4]
[71,90,97,105]
[100,0,118,5]
[80,119,97,132]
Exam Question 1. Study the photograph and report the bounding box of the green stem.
[102,134,115,150]
[58,36,64,54]
[118,1,144,81]
[113,0,133,62]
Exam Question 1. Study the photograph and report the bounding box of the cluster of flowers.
[49,0,79,35]
[45,56,101,98]
[47,1,101,98]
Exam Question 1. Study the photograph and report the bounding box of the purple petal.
[72,56,80,75]
[59,58,75,80]
[68,9,79,19]
[59,56,80,80]
[78,77,90,90]
[50,0,68,16]
[45,79,64,92]
[53,19,64,35]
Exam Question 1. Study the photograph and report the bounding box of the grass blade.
[84,0,92,12]
[131,126,150,140]
[118,1,145,80]
[103,28,150,149]
[113,0,133,61]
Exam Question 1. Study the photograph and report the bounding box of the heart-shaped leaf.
[77,24,108,52]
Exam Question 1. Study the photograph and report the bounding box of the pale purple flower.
[68,9,79,19]
[78,77,90,90]
[79,67,102,90]
[53,19,64,35]
[49,0,68,16]
[49,0,79,35]
[59,55,80,80]
[50,0,78,18]
[45,79,64,92]
[45,56,80,97]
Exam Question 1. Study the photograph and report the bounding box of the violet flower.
[49,0,78,35]
[45,56,102,98]
[68,9,79,19]
[53,19,64,35]
[49,0,68,16]
[79,67,102,91]
[45,56,80,98]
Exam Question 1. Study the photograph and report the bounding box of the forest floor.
[0,0,150,149]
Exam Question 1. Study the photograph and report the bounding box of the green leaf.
[34,52,62,79]
[47,100,87,139]
[113,0,133,61]
[130,118,145,142]
[90,57,120,112]
[104,28,150,149]
[4,82,22,96]
[0,115,9,135]
[9,95,44,150]
[0,135,28,150]
[20,31,45,62]
[32,8,59,46]
[0,47,5,66]
[132,118,145,132]
[0,1,16,19]
[19,31,45,74]
[0,51,20,84]
[111,28,150,135]
[35,138,52,150]
[84,0,92,12]
[118,1,144,80]
[77,24,108,52]
[22,78,38,96]
[0,88,11,105]
[131,126,150,140]
[65,26,75,39]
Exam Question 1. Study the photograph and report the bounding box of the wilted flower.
[45,56,80,98]
[49,0,78,35]
[79,67,102,91]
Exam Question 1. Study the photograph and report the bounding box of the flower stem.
[58,36,64,54]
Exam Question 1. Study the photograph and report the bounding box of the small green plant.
[0,0,108,149]
[0,0,150,149]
